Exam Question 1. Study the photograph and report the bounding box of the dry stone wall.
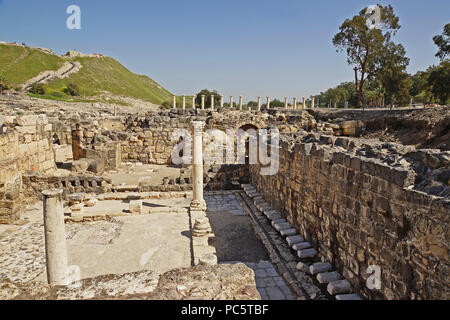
[0,114,55,223]
[249,133,449,300]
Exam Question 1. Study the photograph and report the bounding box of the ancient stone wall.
[0,115,55,223]
[249,133,449,300]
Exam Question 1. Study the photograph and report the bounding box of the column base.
[190,199,206,212]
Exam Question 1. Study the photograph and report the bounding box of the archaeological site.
[0,1,449,306]
[0,93,448,301]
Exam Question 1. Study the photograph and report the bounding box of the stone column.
[230,96,233,109]
[173,95,177,109]
[71,123,86,161]
[302,97,306,110]
[284,97,288,109]
[293,98,297,110]
[266,96,270,109]
[257,97,261,111]
[220,96,224,108]
[192,95,196,109]
[182,95,186,110]
[311,97,315,109]
[239,96,243,110]
[211,95,215,110]
[190,121,206,212]
[201,95,205,110]
[42,189,69,286]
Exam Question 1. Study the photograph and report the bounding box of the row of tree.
[321,6,449,108]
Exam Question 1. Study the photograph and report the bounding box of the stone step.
[274,221,292,232]
[317,271,342,284]
[263,209,278,216]
[297,248,318,259]
[335,294,363,301]
[259,205,273,212]
[293,242,312,250]
[271,219,286,227]
[266,213,281,221]
[309,262,333,275]
[327,280,352,295]
[280,228,297,236]
[286,235,304,246]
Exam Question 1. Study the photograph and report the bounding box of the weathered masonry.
[249,134,449,300]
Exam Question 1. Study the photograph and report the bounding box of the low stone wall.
[0,115,55,223]
[249,133,449,300]
[23,174,111,197]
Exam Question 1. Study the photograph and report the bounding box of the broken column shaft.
[42,189,69,286]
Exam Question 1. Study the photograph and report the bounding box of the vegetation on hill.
[0,44,174,105]
[0,44,64,86]
[46,57,174,104]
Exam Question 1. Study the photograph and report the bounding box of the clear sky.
[0,0,448,100]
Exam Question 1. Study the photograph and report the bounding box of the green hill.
[0,44,174,105]
[0,44,64,85]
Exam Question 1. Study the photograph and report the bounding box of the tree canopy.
[433,23,450,61]
[332,4,404,107]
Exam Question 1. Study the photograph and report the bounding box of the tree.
[29,83,45,95]
[66,83,80,96]
[374,41,410,107]
[0,76,9,93]
[195,89,222,109]
[428,60,450,105]
[433,23,450,61]
[333,4,400,108]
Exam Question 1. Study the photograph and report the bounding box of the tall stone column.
[266,96,270,109]
[173,95,177,109]
[42,189,69,286]
[190,121,206,212]
[192,95,196,109]
[230,96,233,109]
[182,95,186,110]
[239,96,243,110]
[201,95,205,110]
[293,98,297,110]
[311,97,315,109]
[220,96,224,108]
[302,97,306,110]
[211,95,215,110]
[257,97,261,111]
[284,97,288,109]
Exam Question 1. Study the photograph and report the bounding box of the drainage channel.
[235,190,329,300]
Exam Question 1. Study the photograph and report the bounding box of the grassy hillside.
[46,57,173,105]
[0,44,174,105]
[0,44,64,85]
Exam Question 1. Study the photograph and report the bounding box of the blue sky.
[0,0,448,100]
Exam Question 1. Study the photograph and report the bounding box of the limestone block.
[317,271,342,284]
[15,115,38,126]
[37,114,48,125]
[297,248,317,258]
[16,126,36,135]
[309,262,333,275]
[72,159,89,174]
[129,200,143,214]
[287,235,305,246]
[327,279,352,295]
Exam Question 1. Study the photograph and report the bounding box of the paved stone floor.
[205,194,296,300]
[0,192,296,300]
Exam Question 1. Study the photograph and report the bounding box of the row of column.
[173,95,316,110]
